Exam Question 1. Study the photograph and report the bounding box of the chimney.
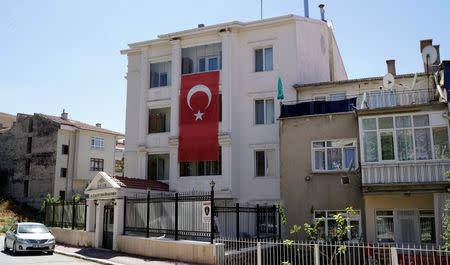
[420,39,433,53]
[386,60,396,76]
[304,0,309,18]
[318,4,326,21]
[61,109,68,120]
[198,24,205,28]
[96,123,102,128]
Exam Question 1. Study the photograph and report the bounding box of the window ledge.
[91,147,105,151]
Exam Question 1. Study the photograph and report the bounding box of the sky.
[1,0,449,133]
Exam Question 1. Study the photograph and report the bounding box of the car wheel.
[47,251,54,255]
[12,242,17,255]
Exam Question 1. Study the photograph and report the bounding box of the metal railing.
[215,238,450,265]
[356,89,434,110]
[124,192,280,242]
[44,199,87,230]
[361,161,450,185]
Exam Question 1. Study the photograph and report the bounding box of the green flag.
[277,77,284,100]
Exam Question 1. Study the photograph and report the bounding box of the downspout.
[327,23,335,82]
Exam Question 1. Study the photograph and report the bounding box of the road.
[0,236,98,265]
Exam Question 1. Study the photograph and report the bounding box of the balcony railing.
[356,89,434,110]
[361,161,450,185]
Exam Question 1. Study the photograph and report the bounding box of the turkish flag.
[179,71,219,161]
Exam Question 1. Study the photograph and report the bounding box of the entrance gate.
[103,205,114,249]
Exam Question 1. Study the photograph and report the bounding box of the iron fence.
[44,199,87,230]
[215,238,450,265]
[124,192,280,242]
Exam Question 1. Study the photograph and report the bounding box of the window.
[115,159,124,174]
[28,119,33,133]
[314,210,361,241]
[62,145,69,155]
[420,210,435,243]
[255,99,274,125]
[255,149,275,177]
[148,154,169,181]
[148,108,170,134]
[26,137,32,153]
[91,137,104,150]
[376,210,394,242]
[329,92,347,101]
[60,168,67,178]
[25,159,30,175]
[150,61,171,88]
[182,43,222,74]
[180,147,221,176]
[361,113,450,162]
[24,180,29,198]
[90,158,104,171]
[255,47,273,72]
[312,139,357,171]
[59,190,65,200]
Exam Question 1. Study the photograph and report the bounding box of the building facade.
[0,111,123,207]
[280,39,450,244]
[121,14,347,204]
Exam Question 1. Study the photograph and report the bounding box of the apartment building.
[120,14,347,204]
[0,111,123,207]
[280,39,450,244]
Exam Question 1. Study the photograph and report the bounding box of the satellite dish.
[422,45,438,65]
[383,73,395,89]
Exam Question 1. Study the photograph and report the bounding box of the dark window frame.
[60,168,67,178]
[90,158,104,171]
[24,180,29,198]
[26,137,32,153]
[62,145,69,155]
[25,159,31,176]
[180,147,222,177]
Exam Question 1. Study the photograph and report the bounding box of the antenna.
[422,45,438,90]
[382,73,395,90]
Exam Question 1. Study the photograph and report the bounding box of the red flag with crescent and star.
[179,71,219,162]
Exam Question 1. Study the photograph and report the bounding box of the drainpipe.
[304,0,309,18]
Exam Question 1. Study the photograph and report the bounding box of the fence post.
[61,200,64,228]
[314,244,320,265]
[175,193,179,240]
[257,241,262,265]
[123,196,126,235]
[52,203,55,227]
[210,182,215,244]
[390,247,399,265]
[72,198,76,230]
[146,190,150,238]
[236,203,240,239]
[84,200,87,231]
[272,205,276,239]
[256,204,260,240]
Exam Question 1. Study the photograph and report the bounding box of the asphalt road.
[0,236,98,265]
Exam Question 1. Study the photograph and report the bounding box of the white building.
[120,14,347,204]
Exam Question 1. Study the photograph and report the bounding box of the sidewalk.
[55,244,197,265]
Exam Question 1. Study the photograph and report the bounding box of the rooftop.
[112,177,169,192]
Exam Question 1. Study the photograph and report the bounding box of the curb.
[54,249,123,265]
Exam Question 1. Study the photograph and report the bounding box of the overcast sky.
[1,0,449,133]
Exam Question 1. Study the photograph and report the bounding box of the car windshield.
[18,224,49,234]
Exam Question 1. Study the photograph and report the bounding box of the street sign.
[202,201,211,224]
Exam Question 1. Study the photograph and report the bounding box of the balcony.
[280,98,357,118]
[356,89,435,110]
[361,161,450,185]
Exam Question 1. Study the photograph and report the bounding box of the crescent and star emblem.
[186,84,212,121]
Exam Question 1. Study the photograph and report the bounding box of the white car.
[4,222,55,255]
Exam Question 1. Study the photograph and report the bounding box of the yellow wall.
[364,193,434,242]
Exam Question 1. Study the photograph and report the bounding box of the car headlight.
[47,239,55,244]
[16,238,28,244]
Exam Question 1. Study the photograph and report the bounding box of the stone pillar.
[220,31,233,133]
[169,39,181,138]
[85,199,96,232]
[112,198,124,251]
[94,200,105,248]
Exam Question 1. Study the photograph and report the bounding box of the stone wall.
[50,227,94,247]
[0,114,58,208]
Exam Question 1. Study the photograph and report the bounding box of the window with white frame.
[199,56,219,72]
[312,139,357,171]
[329,92,347,101]
[255,47,273,72]
[182,43,222,74]
[255,149,275,177]
[255,99,274,125]
[314,210,361,241]
[361,113,450,162]
[91,136,104,150]
[376,210,394,242]
[150,61,171,88]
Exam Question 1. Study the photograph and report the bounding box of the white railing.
[356,89,433,110]
[361,161,450,185]
[215,238,450,265]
